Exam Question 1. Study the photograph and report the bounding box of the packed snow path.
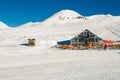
[0,47,120,80]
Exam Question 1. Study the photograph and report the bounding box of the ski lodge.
[57,29,105,49]
[71,29,103,46]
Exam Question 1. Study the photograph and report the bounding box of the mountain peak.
[58,9,82,17]
[43,9,84,24]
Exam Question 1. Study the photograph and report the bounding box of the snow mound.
[0,21,9,29]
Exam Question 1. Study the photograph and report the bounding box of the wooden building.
[70,29,103,47]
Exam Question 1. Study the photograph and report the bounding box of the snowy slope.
[0,10,120,80]
[0,10,120,47]
[0,49,120,80]
[0,9,120,47]
[17,22,40,28]
[18,10,120,41]
[0,21,9,29]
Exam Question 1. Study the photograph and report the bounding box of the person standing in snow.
[103,43,108,50]
[89,42,93,50]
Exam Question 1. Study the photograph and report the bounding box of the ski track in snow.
[0,49,120,80]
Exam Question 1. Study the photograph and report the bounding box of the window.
[90,34,94,38]
[83,31,87,36]
[87,32,89,35]
[79,38,84,42]
[72,38,77,42]
[95,38,101,42]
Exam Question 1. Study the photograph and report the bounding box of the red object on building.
[103,40,114,45]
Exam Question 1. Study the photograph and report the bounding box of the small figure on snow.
[103,43,108,50]
[89,42,93,50]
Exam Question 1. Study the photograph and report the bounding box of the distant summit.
[43,9,85,24]
[17,9,117,27]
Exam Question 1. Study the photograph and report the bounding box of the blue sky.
[0,0,120,27]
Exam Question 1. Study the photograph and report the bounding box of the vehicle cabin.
[28,38,36,46]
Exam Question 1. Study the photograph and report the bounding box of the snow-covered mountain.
[0,21,9,29]
[0,9,120,46]
[43,10,85,25]
[0,10,120,80]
